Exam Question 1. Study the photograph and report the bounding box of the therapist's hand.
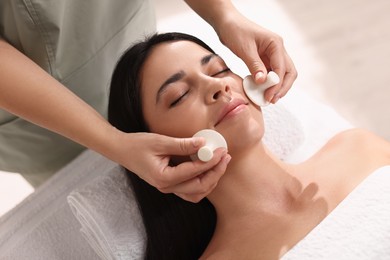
[216,13,297,104]
[185,0,297,104]
[111,132,231,203]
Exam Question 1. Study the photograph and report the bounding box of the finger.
[169,154,231,195]
[253,48,292,104]
[269,56,286,92]
[275,56,298,99]
[239,43,268,84]
[158,148,228,192]
[269,54,297,103]
[171,154,231,203]
[158,135,206,156]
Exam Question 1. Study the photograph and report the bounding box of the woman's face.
[140,40,264,153]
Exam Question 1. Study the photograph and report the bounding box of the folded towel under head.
[68,166,146,260]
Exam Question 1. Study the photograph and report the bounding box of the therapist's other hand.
[216,13,297,104]
[112,132,230,203]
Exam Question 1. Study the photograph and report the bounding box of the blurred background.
[1,0,389,216]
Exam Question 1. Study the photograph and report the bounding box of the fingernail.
[272,95,281,104]
[224,154,232,164]
[255,71,265,82]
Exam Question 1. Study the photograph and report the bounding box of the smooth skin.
[0,0,296,202]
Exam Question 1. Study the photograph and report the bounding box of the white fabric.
[67,166,146,260]
[282,166,390,260]
[0,150,116,259]
[281,90,354,162]
[262,101,305,161]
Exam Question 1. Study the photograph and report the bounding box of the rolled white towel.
[68,166,146,260]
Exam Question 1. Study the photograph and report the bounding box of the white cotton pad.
[243,71,280,107]
[191,129,227,162]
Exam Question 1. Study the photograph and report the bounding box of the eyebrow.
[156,53,219,104]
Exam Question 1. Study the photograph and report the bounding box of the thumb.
[161,136,205,156]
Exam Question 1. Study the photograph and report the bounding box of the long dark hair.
[108,32,217,259]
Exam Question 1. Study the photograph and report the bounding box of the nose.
[206,79,232,104]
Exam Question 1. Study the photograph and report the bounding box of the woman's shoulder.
[300,128,390,204]
[328,128,390,165]
[310,128,390,172]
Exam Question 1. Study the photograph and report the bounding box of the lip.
[215,98,248,126]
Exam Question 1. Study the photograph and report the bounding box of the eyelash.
[211,68,231,77]
[170,90,189,107]
[169,68,231,108]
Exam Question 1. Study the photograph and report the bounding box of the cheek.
[230,75,245,92]
[142,90,201,137]
[145,107,209,138]
[141,92,198,137]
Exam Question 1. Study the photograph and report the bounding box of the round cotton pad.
[243,71,280,107]
[191,129,227,162]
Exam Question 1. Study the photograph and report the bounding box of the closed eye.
[168,67,230,107]
[211,68,231,77]
[170,90,189,107]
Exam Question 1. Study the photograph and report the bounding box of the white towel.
[0,150,112,259]
[282,166,390,260]
[262,103,305,160]
[68,166,146,260]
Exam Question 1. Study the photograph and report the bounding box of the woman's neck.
[207,142,302,221]
[203,143,316,259]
